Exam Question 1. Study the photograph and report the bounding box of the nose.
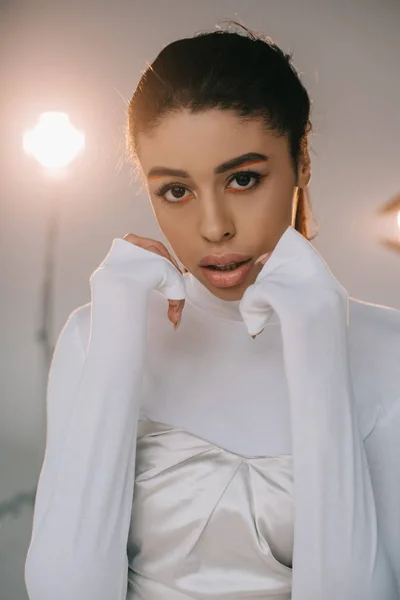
[198,194,236,243]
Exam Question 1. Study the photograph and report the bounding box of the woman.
[25,26,400,599]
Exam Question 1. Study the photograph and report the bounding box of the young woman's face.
[137,109,310,300]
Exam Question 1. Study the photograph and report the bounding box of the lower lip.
[200,260,253,288]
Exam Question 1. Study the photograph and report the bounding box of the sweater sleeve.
[240,226,398,599]
[364,399,400,590]
[282,291,398,599]
[25,239,185,600]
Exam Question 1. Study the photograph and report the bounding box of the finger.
[147,245,182,274]
[251,328,264,339]
[168,299,185,328]
[146,241,182,274]
[255,252,272,265]
[128,236,182,274]
[168,299,185,329]
[143,245,166,259]
[136,246,184,322]
[123,233,142,244]
[123,234,169,260]
[122,234,185,324]
[169,255,182,274]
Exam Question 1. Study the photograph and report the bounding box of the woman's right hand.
[90,233,186,329]
[121,234,185,329]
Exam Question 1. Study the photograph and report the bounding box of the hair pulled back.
[128,23,314,238]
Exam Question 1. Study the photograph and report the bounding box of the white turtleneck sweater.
[24,227,400,599]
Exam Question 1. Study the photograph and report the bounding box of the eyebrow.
[147,152,269,180]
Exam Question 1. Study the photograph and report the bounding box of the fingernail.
[173,315,181,330]
[255,252,271,265]
[251,329,264,339]
[172,259,182,273]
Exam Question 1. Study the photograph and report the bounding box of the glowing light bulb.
[23,112,85,170]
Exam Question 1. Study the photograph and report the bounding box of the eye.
[154,184,193,203]
[227,171,262,192]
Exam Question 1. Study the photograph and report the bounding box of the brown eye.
[235,174,252,187]
[169,186,186,199]
[227,171,262,192]
[154,182,193,203]
[163,185,192,202]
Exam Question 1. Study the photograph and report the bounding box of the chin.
[209,283,248,301]
[198,268,258,301]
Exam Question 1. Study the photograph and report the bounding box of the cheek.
[151,203,195,258]
[239,178,294,232]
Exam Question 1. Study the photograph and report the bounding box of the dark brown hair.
[128,23,315,238]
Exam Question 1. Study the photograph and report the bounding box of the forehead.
[137,109,288,175]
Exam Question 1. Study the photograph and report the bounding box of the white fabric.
[128,421,294,599]
[25,226,400,599]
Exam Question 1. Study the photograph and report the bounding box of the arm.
[364,399,400,590]
[240,226,398,599]
[25,239,185,600]
[280,286,397,599]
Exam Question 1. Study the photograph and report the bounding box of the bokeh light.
[23,112,85,170]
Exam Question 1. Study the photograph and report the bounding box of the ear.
[298,158,311,188]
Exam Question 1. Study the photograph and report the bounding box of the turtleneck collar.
[183,272,279,326]
[183,272,243,322]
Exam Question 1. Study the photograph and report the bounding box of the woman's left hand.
[240,227,400,599]
[239,226,348,337]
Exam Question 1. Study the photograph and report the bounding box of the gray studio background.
[1,1,399,598]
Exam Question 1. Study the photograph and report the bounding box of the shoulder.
[348,297,400,434]
[349,296,400,338]
[64,302,91,352]
[348,297,400,381]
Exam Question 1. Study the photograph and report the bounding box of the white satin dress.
[128,421,293,598]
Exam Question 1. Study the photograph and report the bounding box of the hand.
[239,226,347,337]
[122,234,185,329]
